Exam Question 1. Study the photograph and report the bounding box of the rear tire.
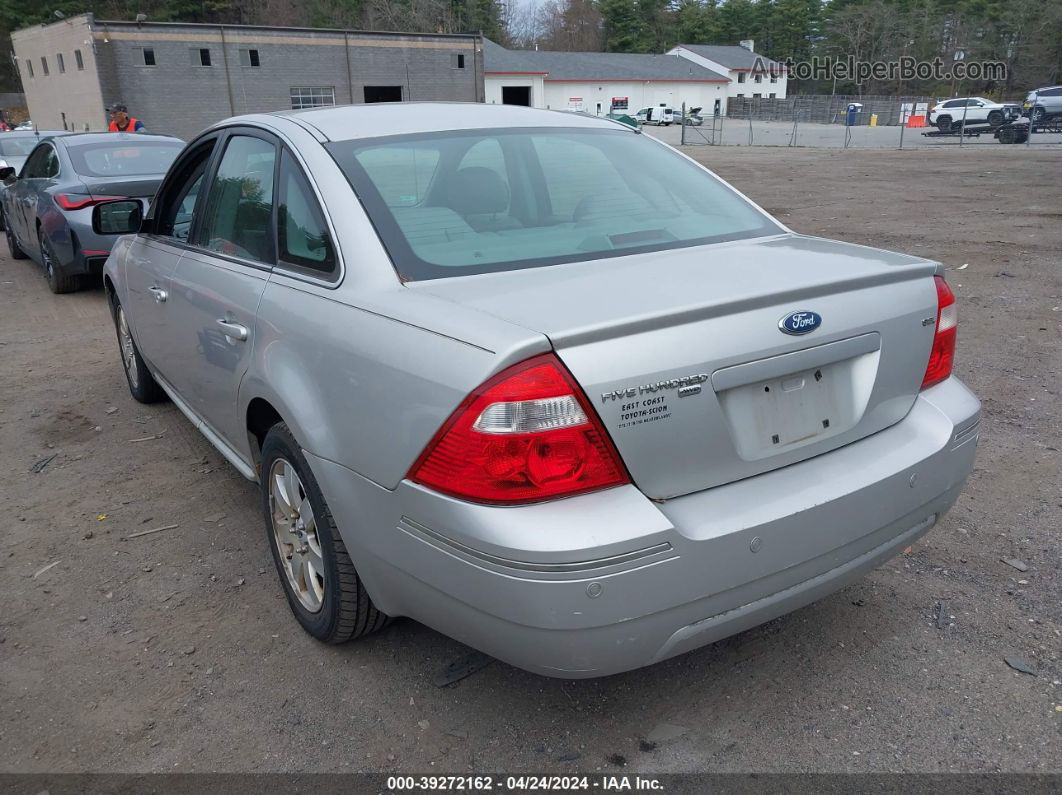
[39,229,80,294]
[6,224,26,259]
[1031,106,1046,123]
[261,422,390,644]
[936,115,952,133]
[110,297,167,403]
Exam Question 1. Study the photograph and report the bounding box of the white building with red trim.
[483,39,731,117]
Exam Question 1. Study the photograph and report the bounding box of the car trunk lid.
[411,234,941,500]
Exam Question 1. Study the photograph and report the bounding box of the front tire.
[261,422,389,644]
[111,298,166,403]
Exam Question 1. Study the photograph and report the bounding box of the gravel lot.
[1,145,1059,775]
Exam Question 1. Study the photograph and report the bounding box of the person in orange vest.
[108,104,146,133]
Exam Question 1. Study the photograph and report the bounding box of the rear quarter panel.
[242,277,550,488]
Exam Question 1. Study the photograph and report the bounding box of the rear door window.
[197,134,277,265]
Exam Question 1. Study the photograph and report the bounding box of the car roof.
[222,102,637,142]
[54,132,184,147]
[4,130,69,138]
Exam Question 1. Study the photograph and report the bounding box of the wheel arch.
[246,395,285,475]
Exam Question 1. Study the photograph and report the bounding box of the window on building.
[769,92,777,98]
[736,93,744,98]
[452,53,465,69]
[26,59,33,78]
[754,74,762,84]
[753,93,761,98]
[192,48,211,67]
[770,75,777,83]
[41,56,49,76]
[239,48,261,67]
[57,53,65,73]
[290,86,336,110]
[143,48,156,66]
[737,73,746,83]
[74,49,84,70]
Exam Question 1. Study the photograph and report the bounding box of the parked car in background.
[0,131,70,230]
[14,121,34,131]
[635,106,675,125]
[0,130,68,174]
[1,132,183,293]
[928,97,1021,131]
[1023,86,1062,122]
[675,106,704,126]
[99,103,979,678]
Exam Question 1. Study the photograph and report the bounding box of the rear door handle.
[216,319,248,341]
[148,286,167,303]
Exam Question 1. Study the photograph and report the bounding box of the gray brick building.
[12,14,484,140]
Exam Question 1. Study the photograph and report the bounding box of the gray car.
[0,131,69,232]
[99,104,980,678]
[1,132,184,293]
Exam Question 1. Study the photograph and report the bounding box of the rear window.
[67,141,183,177]
[327,127,780,281]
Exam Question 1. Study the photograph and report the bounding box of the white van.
[635,106,675,126]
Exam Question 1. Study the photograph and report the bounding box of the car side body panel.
[242,274,551,486]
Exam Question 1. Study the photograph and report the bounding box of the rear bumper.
[309,377,980,678]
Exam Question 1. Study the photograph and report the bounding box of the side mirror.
[0,166,16,182]
[93,199,143,235]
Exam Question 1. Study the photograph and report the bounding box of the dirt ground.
[1,146,1059,775]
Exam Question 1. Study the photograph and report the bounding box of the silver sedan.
[99,104,979,678]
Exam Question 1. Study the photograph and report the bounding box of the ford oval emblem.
[779,310,822,335]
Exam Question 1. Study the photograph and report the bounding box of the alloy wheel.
[268,458,326,613]
[116,306,140,389]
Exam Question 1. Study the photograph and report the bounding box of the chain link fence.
[727,94,936,127]
[672,98,1062,150]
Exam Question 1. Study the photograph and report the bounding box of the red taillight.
[921,275,957,390]
[409,353,630,504]
[55,193,127,211]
